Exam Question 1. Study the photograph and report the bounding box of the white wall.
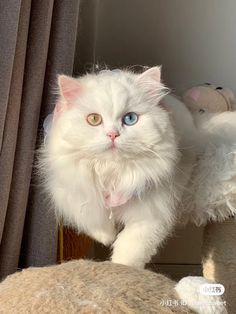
[95,0,236,94]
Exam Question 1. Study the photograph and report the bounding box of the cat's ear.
[53,75,81,121]
[58,75,81,103]
[137,66,161,83]
[135,66,168,103]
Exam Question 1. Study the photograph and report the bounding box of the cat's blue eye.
[122,112,138,126]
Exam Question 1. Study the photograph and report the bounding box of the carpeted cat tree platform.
[0,227,233,313]
[0,259,195,314]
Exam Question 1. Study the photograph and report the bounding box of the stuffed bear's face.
[183,84,232,114]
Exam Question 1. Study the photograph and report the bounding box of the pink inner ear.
[138,66,161,83]
[58,75,81,103]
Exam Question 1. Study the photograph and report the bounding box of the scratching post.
[202,218,236,313]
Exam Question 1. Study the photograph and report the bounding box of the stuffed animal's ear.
[185,87,201,102]
[58,75,81,103]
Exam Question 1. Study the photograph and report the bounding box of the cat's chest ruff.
[93,160,123,187]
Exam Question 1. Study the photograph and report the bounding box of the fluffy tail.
[175,276,227,314]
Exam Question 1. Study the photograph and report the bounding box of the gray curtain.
[0,0,80,278]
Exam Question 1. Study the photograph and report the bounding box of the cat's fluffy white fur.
[41,67,197,268]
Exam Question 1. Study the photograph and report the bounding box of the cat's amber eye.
[87,113,102,126]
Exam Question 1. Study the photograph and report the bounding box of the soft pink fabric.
[104,192,128,208]
[186,88,201,101]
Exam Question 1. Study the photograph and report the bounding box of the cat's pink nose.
[107,131,120,141]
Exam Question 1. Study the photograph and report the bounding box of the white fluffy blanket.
[185,112,236,225]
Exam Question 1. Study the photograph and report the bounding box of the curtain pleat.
[0,0,28,242]
[0,0,32,256]
[0,0,54,278]
[0,0,80,278]
[20,0,80,269]
[0,0,23,153]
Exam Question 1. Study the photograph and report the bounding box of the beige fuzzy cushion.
[0,260,194,313]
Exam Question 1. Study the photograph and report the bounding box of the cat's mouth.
[107,140,119,151]
[109,142,116,150]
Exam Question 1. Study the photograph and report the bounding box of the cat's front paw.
[90,230,116,246]
[104,192,128,208]
[111,255,145,269]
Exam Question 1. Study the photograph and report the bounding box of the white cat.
[40,67,197,268]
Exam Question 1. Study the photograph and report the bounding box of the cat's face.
[50,67,171,160]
